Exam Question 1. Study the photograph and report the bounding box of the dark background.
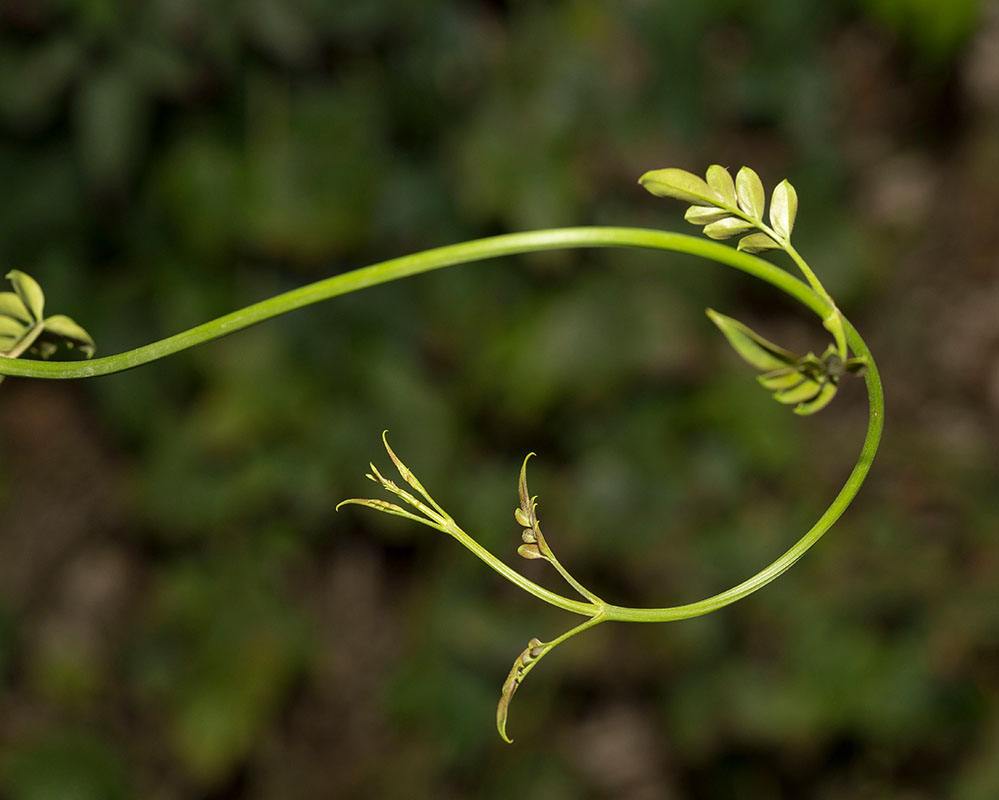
[0,1,996,798]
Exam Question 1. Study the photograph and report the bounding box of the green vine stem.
[0,219,884,741]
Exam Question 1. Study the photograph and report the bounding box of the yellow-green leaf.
[773,378,824,405]
[6,270,45,322]
[735,167,765,219]
[769,180,798,239]
[684,205,730,225]
[706,165,737,206]
[706,309,798,371]
[42,315,96,358]
[793,380,838,415]
[757,368,805,390]
[0,292,31,324]
[737,232,780,253]
[702,217,756,240]
[0,316,28,339]
[639,168,719,206]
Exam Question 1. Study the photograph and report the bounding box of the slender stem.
[0,228,831,380]
[602,316,883,622]
[540,542,604,605]
[441,519,598,617]
[512,612,607,691]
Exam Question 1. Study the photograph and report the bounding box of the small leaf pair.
[706,309,865,415]
[639,164,798,253]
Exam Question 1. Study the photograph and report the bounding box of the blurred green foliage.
[0,1,996,798]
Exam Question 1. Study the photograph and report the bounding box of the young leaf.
[793,380,838,415]
[773,378,824,405]
[638,168,719,206]
[684,205,730,225]
[735,167,765,219]
[0,334,19,352]
[0,292,31,324]
[42,315,96,358]
[497,638,546,743]
[736,233,780,253]
[334,497,430,525]
[706,309,797,371]
[6,270,45,322]
[702,217,755,240]
[705,165,737,206]
[0,316,28,340]
[769,180,798,239]
[757,368,805,390]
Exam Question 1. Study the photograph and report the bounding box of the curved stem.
[0,228,831,380]
[0,226,882,626]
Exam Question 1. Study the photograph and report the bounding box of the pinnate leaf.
[769,180,798,239]
[735,167,765,219]
[706,309,797,371]
[639,168,719,206]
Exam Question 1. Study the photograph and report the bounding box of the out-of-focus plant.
[0,165,883,743]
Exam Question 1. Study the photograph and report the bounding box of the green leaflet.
[735,167,765,219]
[0,316,28,340]
[794,380,839,415]
[757,368,806,390]
[6,270,45,322]
[737,233,780,253]
[703,217,756,240]
[40,315,96,358]
[638,168,720,206]
[773,378,825,405]
[705,164,737,205]
[684,205,731,225]
[706,309,797,371]
[769,180,798,239]
[0,291,32,324]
